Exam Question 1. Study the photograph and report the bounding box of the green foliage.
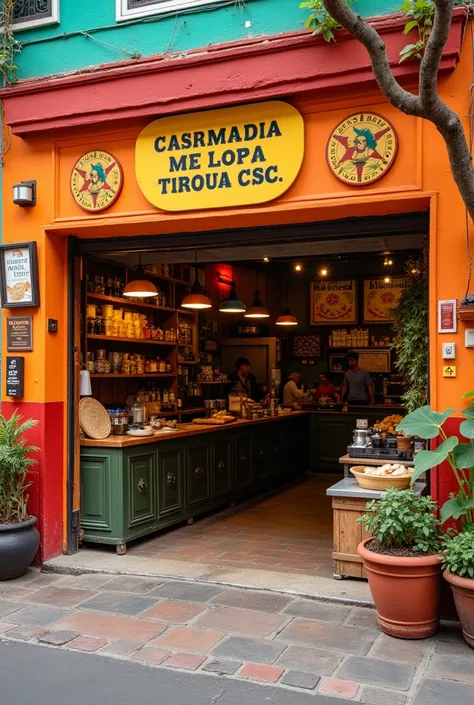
[442,529,474,579]
[358,488,441,553]
[299,0,354,42]
[398,0,434,62]
[390,255,429,412]
[0,412,38,525]
[1,0,21,86]
[396,398,474,527]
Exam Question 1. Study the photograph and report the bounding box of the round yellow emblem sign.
[70,150,123,212]
[326,113,398,186]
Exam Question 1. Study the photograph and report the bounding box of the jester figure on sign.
[333,125,391,183]
[74,160,117,208]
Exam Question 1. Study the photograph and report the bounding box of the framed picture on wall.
[0,242,40,309]
[363,277,409,323]
[310,279,357,325]
[290,334,321,359]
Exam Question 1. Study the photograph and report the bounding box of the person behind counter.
[315,372,336,399]
[228,357,263,402]
[282,372,306,407]
[340,351,375,406]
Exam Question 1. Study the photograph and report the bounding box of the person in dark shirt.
[227,357,262,402]
[340,351,375,405]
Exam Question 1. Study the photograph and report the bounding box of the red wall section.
[2,401,64,563]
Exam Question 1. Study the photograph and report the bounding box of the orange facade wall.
[2,26,474,557]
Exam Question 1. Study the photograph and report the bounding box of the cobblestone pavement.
[0,568,472,703]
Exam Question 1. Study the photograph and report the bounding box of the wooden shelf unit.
[83,257,200,407]
[91,373,177,379]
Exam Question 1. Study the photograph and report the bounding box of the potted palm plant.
[0,412,40,580]
[358,488,442,639]
[397,396,474,648]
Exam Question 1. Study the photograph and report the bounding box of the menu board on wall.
[363,277,409,323]
[355,349,391,373]
[310,280,357,325]
[329,349,391,374]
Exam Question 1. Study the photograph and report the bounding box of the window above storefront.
[116,0,224,22]
[13,0,59,31]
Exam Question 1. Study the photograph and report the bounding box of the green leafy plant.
[358,487,441,553]
[300,1,469,62]
[299,0,354,42]
[1,0,21,86]
[397,395,474,527]
[0,412,38,525]
[390,254,428,412]
[441,529,474,578]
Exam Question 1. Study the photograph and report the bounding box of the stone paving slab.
[0,570,472,703]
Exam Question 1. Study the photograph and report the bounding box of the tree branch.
[419,0,454,110]
[321,0,422,115]
[321,0,474,225]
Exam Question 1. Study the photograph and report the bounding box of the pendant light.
[245,270,270,318]
[219,267,246,314]
[122,253,158,298]
[181,253,212,310]
[276,272,298,326]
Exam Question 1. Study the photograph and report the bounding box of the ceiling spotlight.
[384,276,391,284]
[263,257,270,263]
[383,257,393,267]
[294,264,302,272]
[320,267,328,277]
[411,268,419,275]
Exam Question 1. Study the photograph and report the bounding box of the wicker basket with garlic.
[350,463,414,490]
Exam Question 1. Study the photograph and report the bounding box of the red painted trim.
[2,401,64,564]
[1,10,467,136]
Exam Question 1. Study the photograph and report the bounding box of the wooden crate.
[332,496,371,579]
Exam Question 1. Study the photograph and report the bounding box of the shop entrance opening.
[71,211,428,592]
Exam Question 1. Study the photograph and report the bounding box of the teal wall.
[13,0,398,80]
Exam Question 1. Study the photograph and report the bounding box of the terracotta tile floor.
[128,475,338,578]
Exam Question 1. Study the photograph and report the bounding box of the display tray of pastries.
[192,411,236,426]
[350,463,414,490]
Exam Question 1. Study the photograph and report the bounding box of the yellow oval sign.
[135,101,304,212]
[326,113,398,186]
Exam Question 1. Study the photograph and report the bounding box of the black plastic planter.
[0,518,40,580]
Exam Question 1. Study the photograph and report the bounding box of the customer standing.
[282,372,306,407]
[340,351,375,406]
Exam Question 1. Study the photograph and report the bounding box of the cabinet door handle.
[195,466,204,479]
[240,455,247,462]
[218,461,225,471]
[138,478,148,493]
[167,472,176,486]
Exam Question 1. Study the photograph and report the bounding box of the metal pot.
[371,431,384,448]
[353,429,371,448]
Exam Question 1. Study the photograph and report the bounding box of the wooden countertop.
[339,454,414,467]
[80,411,309,448]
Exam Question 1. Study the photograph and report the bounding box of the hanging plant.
[1,0,21,87]
[390,252,429,412]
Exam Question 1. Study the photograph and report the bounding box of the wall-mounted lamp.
[263,257,270,263]
[320,267,329,277]
[13,180,36,207]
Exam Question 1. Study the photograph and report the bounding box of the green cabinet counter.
[80,413,310,554]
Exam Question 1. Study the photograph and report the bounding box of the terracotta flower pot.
[358,538,442,639]
[444,570,474,648]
